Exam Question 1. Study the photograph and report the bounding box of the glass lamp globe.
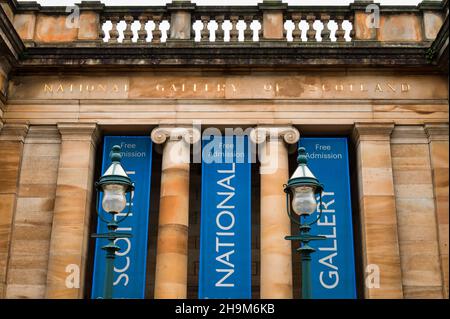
[292,185,317,216]
[102,184,127,214]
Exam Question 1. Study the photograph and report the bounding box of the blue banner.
[199,135,252,299]
[91,136,153,299]
[299,138,357,299]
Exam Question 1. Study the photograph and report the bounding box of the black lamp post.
[284,147,326,299]
[92,145,134,299]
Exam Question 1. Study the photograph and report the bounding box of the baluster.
[291,13,302,42]
[109,16,120,44]
[244,15,253,42]
[230,15,239,42]
[123,15,134,44]
[201,16,210,42]
[137,15,148,43]
[152,15,163,44]
[306,13,316,42]
[321,14,331,42]
[348,15,355,40]
[215,15,225,42]
[99,16,106,42]
[335,15,345,42]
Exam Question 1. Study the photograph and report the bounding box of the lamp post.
[92,145,134,299]
[284,147,326,299]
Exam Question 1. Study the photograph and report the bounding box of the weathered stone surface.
[45,123,98,299]
[13,14,36,41]
[78,12,100,41]
[423,11,444,40]
[353,122,404,299]
[151,126,198,299]
[0,123,29,298]
[170,11,191,40]
[378,14,422,42]
[391,126,444,298]
[253,126,299,299]
[34,15,78,43]
[263,11,284,40]
[5,126,60,299]
[425,123,449,298]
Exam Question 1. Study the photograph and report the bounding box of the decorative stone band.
[352,122,395,144]
[151,126,201,145]
[249,126,300,145]
[425,123,450,142]
[0,122,29,143]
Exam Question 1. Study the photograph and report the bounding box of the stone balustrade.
[3,0,446,46]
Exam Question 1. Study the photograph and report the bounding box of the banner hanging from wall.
[299,138,357,299]
[91,136,153,299]
[199,135,252,299]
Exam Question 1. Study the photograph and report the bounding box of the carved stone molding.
[352,122,395,144]
[151,125,201,145]
[425,122,449,142]
[25,125,61,144]
[249,125,300,145]
[57,122,100,146]
[0,121,29,143]
[391,125,429,144]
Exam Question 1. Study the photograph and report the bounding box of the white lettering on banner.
[317,192,340,290]
[215,163,236,288]
[113,169,135,287]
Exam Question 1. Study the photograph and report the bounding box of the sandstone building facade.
[0,0,448,299]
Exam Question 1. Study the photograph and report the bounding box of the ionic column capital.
[425,122,449,142]
[57,122,100,146]
[151,126,201,145]
[352,122,395,144]
[250,125,300,145]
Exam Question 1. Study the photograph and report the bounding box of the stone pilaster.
[425,123,449,299]
[0,122,29,298]
[167,0,196,41]
[5,126,61,299]
[391,126,443,298]
[45,123,99,299]
[151,126,200,299]
[250,125,300,299]
[258,0,288,40]
[352,122,403,299]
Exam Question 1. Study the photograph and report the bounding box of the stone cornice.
[250,125,300,145]
[151,126,201,145]
[0,3,25,66]
[425,122,449,141]
[352,122,395,143]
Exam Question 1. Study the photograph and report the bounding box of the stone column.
[45,123,99,299]
[425,123,449,298]
[151,126,200,299]
[352,122,403,299]
[0,122,29,298]
[391,126,443,298]
[251,126,300,299]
